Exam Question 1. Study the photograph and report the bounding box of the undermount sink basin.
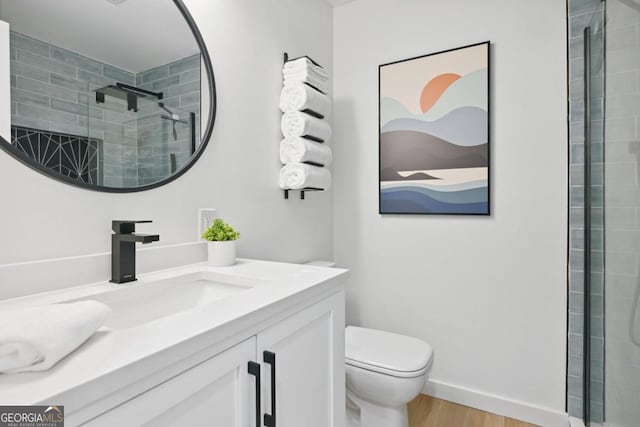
[73,270,260,330]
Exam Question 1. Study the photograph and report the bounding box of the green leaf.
[201,218,240,241]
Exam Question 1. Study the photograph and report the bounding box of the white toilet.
[345,326,433,427]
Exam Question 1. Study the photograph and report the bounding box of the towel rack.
[284,187,323,200]
[281,51,328,200]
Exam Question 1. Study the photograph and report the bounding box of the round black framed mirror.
[0,0,215,192]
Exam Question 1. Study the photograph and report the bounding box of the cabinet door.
[257,291,345,427]
[84,337,257,427]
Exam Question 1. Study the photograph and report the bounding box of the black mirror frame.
[0,0,216,193]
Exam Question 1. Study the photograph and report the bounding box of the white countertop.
[0,259,347,410]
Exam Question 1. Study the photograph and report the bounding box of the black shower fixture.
[95,83,163,112]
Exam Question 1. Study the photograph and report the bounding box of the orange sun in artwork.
[419,73,461,113]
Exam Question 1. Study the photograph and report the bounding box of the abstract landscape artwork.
[379,42,490,215]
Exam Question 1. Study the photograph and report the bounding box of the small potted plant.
[202,218,240,266]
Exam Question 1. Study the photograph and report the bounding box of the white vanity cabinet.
[83,291,345,427]
[84,337,256,427]
[257,291,345,427]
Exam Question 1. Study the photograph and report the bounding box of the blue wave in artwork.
[382,179,488,193]
[382,185,488,204]
[380,187,488,214]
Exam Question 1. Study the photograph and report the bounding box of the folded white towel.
[283,72,329,94]
[279,84,331,117]
[0,300,111,373]
[283,66,328,82]
[280,137,333,166]
[281,111,332,141]
[279,163,332,190]
[284,57,328,79]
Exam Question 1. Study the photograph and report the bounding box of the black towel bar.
[284,188,324,200]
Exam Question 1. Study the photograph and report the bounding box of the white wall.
[0,0,333,266]
[333,0,568,424]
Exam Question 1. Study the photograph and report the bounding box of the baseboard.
[424,379,569,427]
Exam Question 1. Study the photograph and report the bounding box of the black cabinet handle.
[263,351,276,427]
[248,361,261,427]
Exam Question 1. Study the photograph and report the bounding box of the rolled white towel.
[0,300,111,373]
[283,73,329,94]
[279,84,331,117]
[281,111,332,141]
[279,163,332,190]
[280,137,333,166]
[284,57,328,79]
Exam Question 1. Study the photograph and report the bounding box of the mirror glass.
[0,0,213,191]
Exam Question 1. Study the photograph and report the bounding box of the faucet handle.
[112,220,153,234]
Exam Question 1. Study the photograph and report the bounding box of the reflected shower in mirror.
[0,0,213,191]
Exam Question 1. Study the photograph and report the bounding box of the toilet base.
[346,390,409,427]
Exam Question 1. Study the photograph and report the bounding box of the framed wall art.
[379,41,490,215]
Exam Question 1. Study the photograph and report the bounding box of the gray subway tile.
[569,312,584,334]
[180,92,200,107]
[103,65,135,85]
[179,67,200,83]
[103,109,135,126]
[17,49,75,78]
[11,114,49,131]
[169,55,200,75]
[569,0,603,15]
[141,65,169,84]
[568,396,583,418]
[152,75,180,91]
[570,292,585,315]
[52,122,88,137]
[568,374,583,399]
[51,98,86,116]
[18,103,80,129]
[570,12,605,39]
[11,60,49,82]
[11,88,49,107]
[166,81,200,98]
[50,73,88,92]
[50,47,103,75]
[10,32,50,58]
[77,69,113,87]
[568,355,583,378]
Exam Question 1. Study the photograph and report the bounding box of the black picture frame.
[378,41,491,216]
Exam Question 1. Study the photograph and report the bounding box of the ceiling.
[326,0,356,6]
[0,0,200,73]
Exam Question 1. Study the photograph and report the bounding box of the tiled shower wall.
[603,1,640,425]
[567,0,606,422]
[136,55,201,186]
[9,31,200,188]
[9,31,137,187]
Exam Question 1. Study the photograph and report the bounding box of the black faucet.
[111,220,160,284]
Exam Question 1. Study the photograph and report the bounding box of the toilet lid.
[345,326,433,378]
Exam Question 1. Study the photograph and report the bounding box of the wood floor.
[408,395,539,427]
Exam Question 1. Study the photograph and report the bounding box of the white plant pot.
[207,240,237,267]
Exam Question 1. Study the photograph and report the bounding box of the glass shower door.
[571,0,640,425]
[602,0,640,425]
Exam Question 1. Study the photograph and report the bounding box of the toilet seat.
[345,326,433,378]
